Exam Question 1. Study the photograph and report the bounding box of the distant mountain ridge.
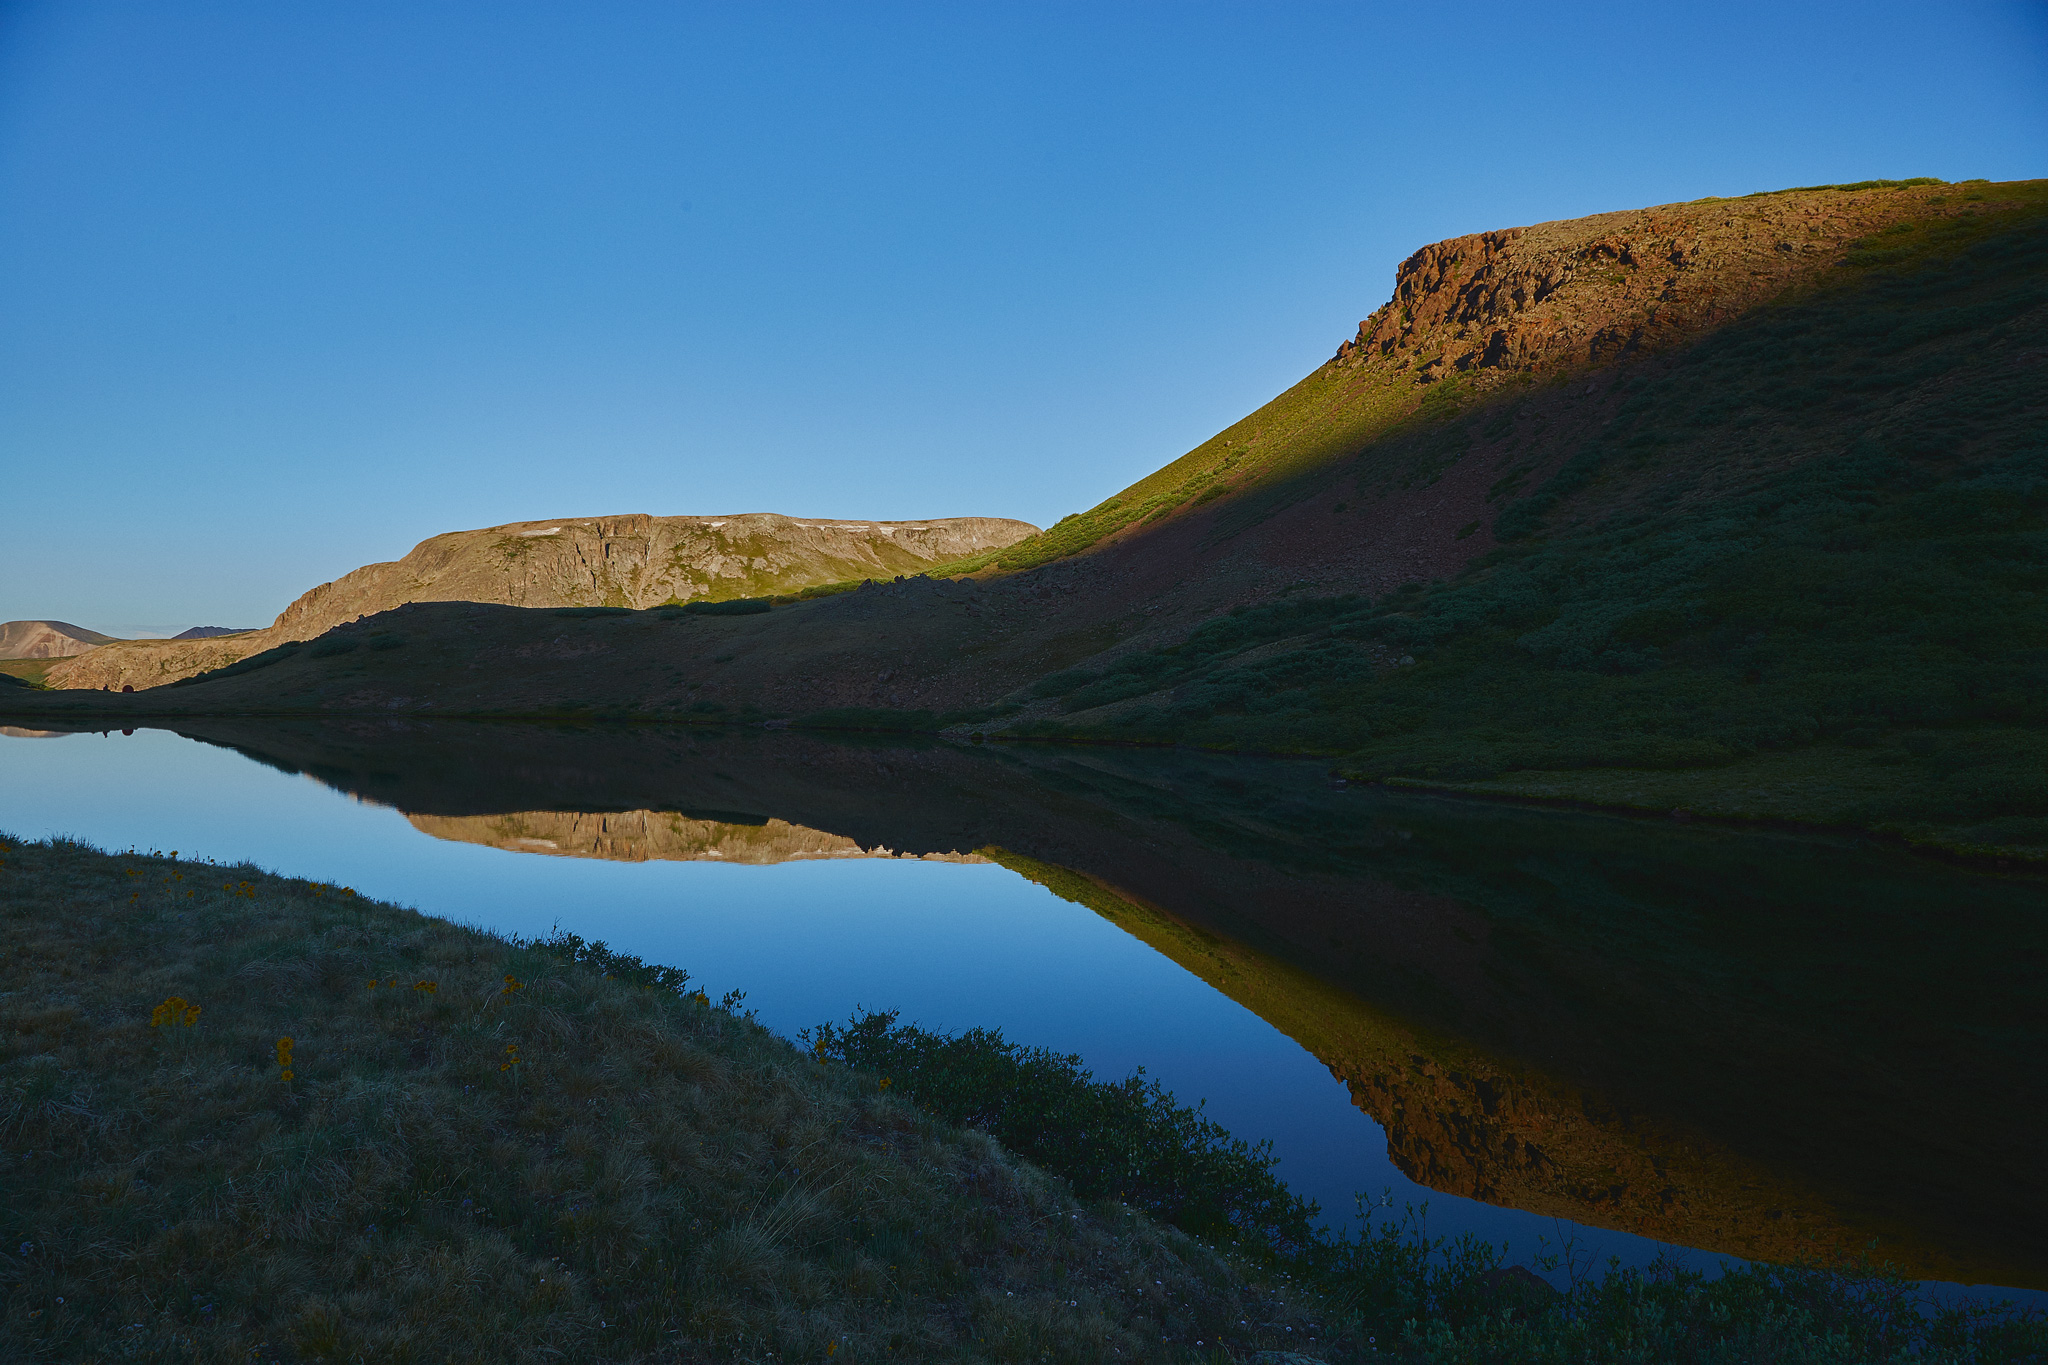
[172,626,256,640]
[48,512,1036,690]
[0,620,120,659]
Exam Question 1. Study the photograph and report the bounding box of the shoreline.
[8,700,2042,869]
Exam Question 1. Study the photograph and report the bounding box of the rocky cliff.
[0,620,121,659]
[48,512,1036,690]
[1340,188,1887,381]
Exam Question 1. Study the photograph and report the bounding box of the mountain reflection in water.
[408,809,987,864]
[125,719,2048,1289]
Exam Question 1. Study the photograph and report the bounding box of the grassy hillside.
[0,833,1333,1363]
[999,184,2048,859]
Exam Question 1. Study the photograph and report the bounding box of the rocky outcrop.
[406,809,988,865]
[0,620,120,659]
[1334,185,1950,386]
[48,512,1037,691]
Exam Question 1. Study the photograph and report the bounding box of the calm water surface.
[2,721,2041,1311]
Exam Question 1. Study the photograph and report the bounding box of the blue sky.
[2,1,2044,635]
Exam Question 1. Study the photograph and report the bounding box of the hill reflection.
[409,809,986,864]
[127,718,2048,1289]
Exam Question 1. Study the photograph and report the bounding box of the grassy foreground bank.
[0,835,1325,1363]
[2,834,2043,1363]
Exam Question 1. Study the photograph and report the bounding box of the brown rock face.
[0,620,120,659]
[1343,191,1920,385]
[47,512,1036,691]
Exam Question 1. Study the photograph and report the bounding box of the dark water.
[2,719,2043,1310]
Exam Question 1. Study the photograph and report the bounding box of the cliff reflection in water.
[408,809,986,865]
[153,719,2048,1289]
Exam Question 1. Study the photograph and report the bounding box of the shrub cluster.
[805,1010,1321,1261]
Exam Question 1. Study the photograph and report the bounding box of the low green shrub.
[806,1010,1321,1260]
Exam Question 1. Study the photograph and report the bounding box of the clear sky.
[3,1,2044,636]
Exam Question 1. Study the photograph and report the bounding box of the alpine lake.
[3,718,2042,1311]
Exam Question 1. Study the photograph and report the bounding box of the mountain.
[14,178,2046,856]
[171,626,257,640]
[45,512,1036,690]
[0,620,121,659]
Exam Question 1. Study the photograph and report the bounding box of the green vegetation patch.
[0,659,57,688]
[806,1010,1320,1261]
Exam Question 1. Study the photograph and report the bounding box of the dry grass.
[0,833,1334,1363]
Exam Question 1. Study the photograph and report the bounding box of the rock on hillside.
[49,512,1036,691]
[0,620,121,659]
